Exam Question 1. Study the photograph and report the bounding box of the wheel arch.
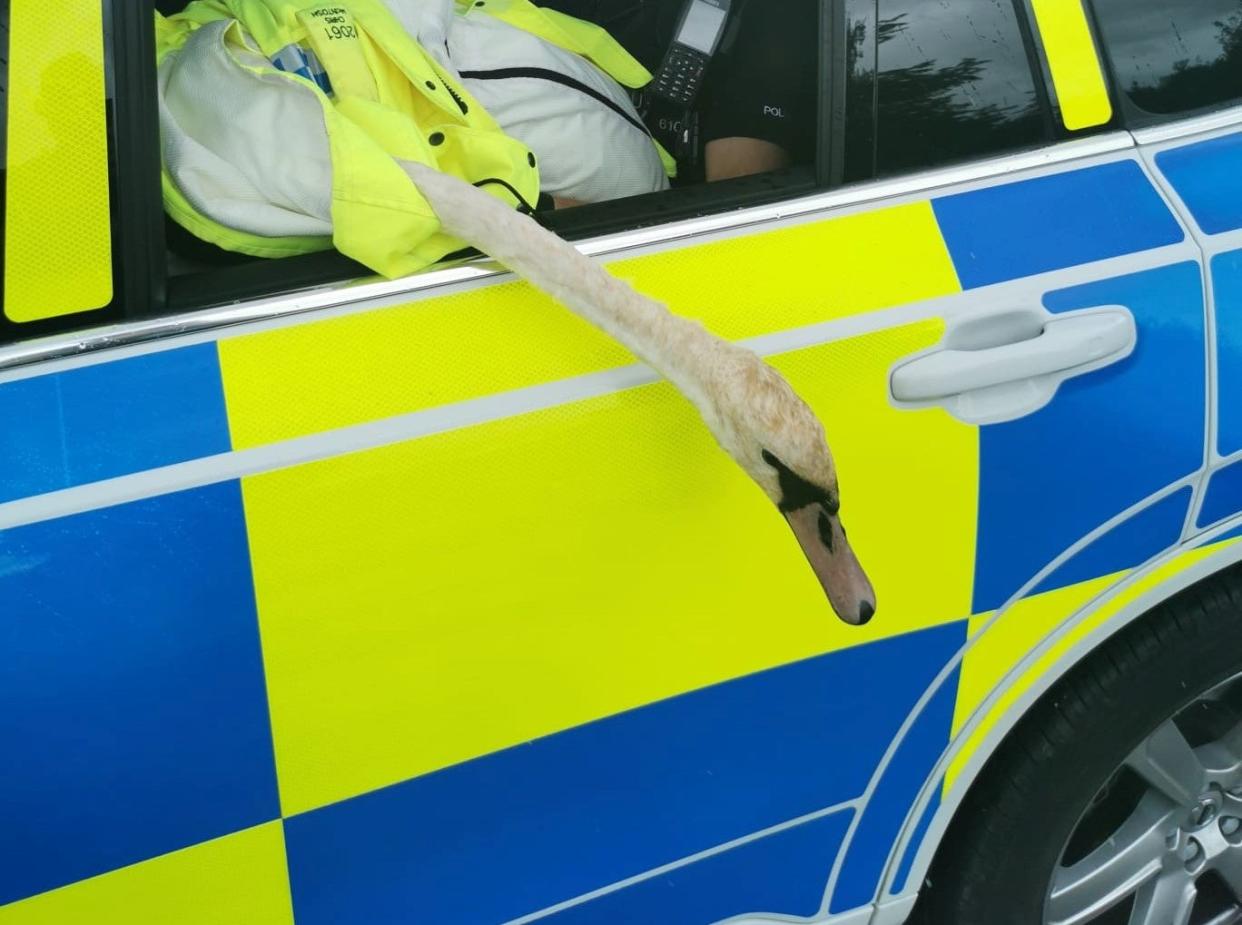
[872,522,1242,925]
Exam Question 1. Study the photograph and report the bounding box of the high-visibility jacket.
[156,0,671,278]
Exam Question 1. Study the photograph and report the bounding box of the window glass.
[1092,0,1242,117]
[836,0,879,184]
[867,0,1049,177]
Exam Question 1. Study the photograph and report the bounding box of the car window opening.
[151,0,822,307]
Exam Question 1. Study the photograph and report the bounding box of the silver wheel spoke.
[1047,797,1175,925]
[1216,849,1242,898]
[1127,720,1208,807]
[1217,717,1242,769]
[1127,872,1196,925]
[1198,716,1242,780]
[1043,673,1242,924]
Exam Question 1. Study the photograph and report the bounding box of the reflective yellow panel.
[1030,0,1114,131]
[946,574,1120,790]
[4,0,113,322]
[0,823,293,924]
[219,201,960,449]
[243,321,978,815]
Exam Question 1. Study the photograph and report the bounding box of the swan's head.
[706,349,877,626]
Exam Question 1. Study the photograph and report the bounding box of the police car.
[3,1,1242,924]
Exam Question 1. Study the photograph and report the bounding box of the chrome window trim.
[0,132,1133,375]
[1131,101,1242,146]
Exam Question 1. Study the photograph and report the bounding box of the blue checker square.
[974,263,1205,612]
[1200,461,1242,530]
[539,810,853,925]
[0,344,231,504]
[1157,132,1242,236]
[0,481,279,906]
[933,160,1184,290]
[1032,488,1191,597]
[831,660,962,912]
[1215,250,1242,457]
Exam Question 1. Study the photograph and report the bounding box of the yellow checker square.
[243,320,978,816]
[219,200,960,449]
[5,0,113,322]
[946,537,1242,794]
[946,573,1120,790]
[0,823,293,925]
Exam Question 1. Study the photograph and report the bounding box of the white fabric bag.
[158,0,668,245]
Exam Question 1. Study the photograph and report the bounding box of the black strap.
[458,66,651,138]
[472,176,538,214]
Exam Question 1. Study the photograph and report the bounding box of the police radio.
[650,0,732,105]
[641,0,734,169]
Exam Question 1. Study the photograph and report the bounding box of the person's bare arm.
[556,137,790,207]
[705,137,790,181]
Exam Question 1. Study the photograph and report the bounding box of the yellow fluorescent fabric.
[220,201,960,449]
[158,0,541,276]
[0,823,293,924]
[466,0,655,89]
[243,320,977,815]
[945,538,1241,792]
[1030,0,1113,130]
[4,0,113,322]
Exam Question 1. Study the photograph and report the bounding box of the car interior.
[146,0,825,311]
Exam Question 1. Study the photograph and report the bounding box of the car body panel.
[879,526,1242,925]
[0,139,1216,923]
[877,116,1242,925]
[5,2,1242,920]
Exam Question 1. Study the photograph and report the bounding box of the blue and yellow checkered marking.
[1,157,1209,920]
[831,659,963,913]
[1153,132,1242,459]
[0,345,231,504]
[242,322,973,819]
[0,823,294,925]
[1201,461,1242,530]
[539,811,853,925]
[216,201,962,449]
[933,161,1183,290]
[893,778,944,893]
[283,624,961,924]
[0,481,279,908]
[1215,249,1242,456]
[1032,487,1193,596]
[1157,132,1242,236]
[974,262,1206,612]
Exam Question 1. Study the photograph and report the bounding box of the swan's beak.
[782,506,877,626]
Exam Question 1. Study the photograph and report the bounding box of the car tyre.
[913,563,1242,925]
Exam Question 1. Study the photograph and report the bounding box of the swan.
[401,162,877,625]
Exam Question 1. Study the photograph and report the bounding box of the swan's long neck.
[401,164,880,626]
[402,162,731,402]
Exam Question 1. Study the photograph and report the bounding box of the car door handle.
[891,308,1136,403]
